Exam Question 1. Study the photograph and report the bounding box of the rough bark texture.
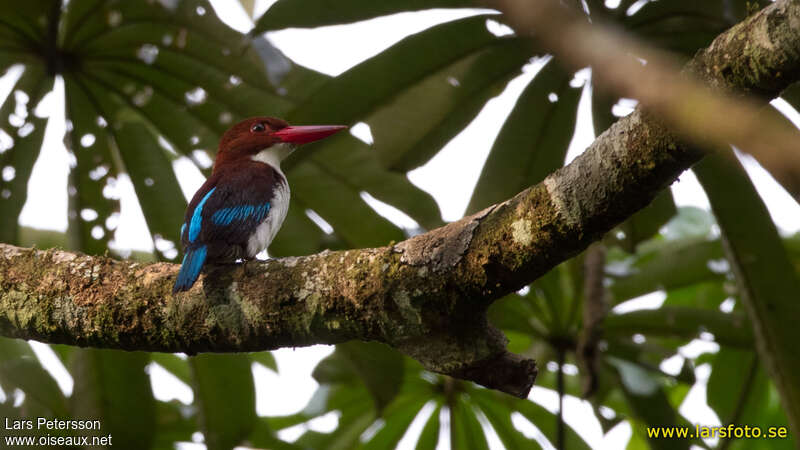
[1,1,799,398]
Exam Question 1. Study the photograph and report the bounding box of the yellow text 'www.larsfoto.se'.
[647,424,789,440]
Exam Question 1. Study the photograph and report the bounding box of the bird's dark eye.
[251,123,266,133]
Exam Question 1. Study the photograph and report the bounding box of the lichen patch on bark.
[511,219,534,246]
[394,205,495,272]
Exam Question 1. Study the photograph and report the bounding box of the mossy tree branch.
[1,0,799,398]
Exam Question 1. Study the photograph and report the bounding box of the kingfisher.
[173,117,346,293]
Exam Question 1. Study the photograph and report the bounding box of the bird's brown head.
[214,116,346,172]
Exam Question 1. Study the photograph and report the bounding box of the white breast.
[247,179,290,257]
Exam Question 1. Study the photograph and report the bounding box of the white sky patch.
[511,412,553,449]
[109,174,155,252]
[528,386,610,448]
[147,362,194,404]
[485,18,514,37]
[659,353,685,376]
[565,81,595,164]
[266,10,492,76]
[305,208,334,234]
[28,341,74,396]
[670,169,711,210]
[611,290,666,314]
[18,77,69,232]
[408,67,538,221]
[173,156,207,202]
[679,363,722,445]
[736,150,800,234]
[349,121,373,145]
[475,408,505,449]
[0,64,24,106]
[680,339,720,359]
[437,407,451,449]
[396,401,437,449]
[360,418,385,443]
[34,87,58,119]
[771,97,800,130]
[360,191,420,230]
[252,345,333,417]
[611,97,639,117]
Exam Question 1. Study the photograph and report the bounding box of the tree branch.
[1,0,799,398]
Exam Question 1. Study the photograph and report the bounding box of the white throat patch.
[251,142,294,177]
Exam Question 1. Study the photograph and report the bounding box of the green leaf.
[153,400,198,449]
[662,206,716,240]
[415,403,442,450]
[0,64,52,245]
[623,0,749,56]
[695,153,800,434]
[707,349,767,427]
[609,239,725,302]
[781,82,800,117]
[47,0,303,260]
[662,280,727,309]
[611,358,690,450]
[468,58,581,213]
[65,73,187,259]
[362,395,428,449]
[487,293,548,339]
[613,189,677,252]
[301,134,443,231]
[296,404,375,450]
[249,418,306,450]
[288,156,404,247]
[603,307,753,348]
[253,0,476,33]
[250,351,278,372]
[69,349,156,450]
[315,341,404,411]
[450,395,489,450]
[472,393,538,449]
[269,199,330,256]
[531,265,570,333]
[285,15,507,126]
[63,74,120,255]
[0,338,67,417]
[591,83,618,137]
[110,111,187,259]
[0,0,53,46]
[369,38,533,173]
[510,393,592,450]
[190,354,256,450]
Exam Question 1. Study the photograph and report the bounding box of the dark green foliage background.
[0,0,798,449]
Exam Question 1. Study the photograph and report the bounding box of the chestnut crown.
[218,117,289,157]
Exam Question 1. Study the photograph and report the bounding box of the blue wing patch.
[189,187,216,243]
[173,245,207,293]
[180,222,186,238]
[212,203,270,226]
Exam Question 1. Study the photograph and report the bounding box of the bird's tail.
[173,245,207,293]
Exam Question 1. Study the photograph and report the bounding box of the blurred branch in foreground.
[493,0,800,196]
